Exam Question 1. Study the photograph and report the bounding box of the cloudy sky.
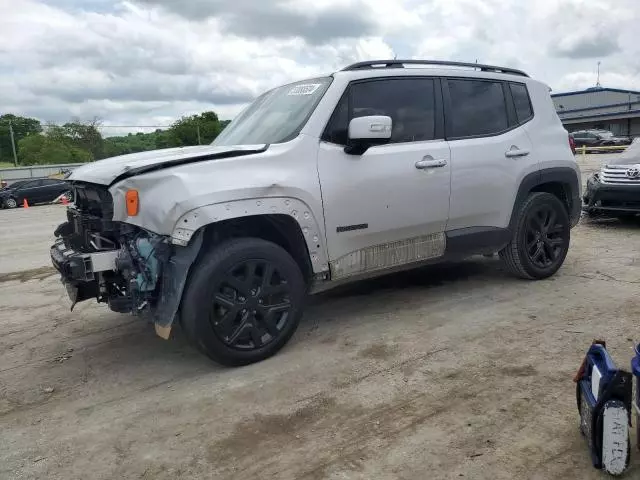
[1,0,639,134]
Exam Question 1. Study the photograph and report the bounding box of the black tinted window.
[510,83,533,123]
[323,78,437,145]
[446,79,508,138]
[323,93,349,145]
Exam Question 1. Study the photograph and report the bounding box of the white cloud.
[1,0,640,132]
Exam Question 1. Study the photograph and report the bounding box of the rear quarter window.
[509,83,533,124]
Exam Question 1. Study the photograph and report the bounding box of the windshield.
[213,77,332,146]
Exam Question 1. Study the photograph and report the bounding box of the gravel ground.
[1,154,640,480]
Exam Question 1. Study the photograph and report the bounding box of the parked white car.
[51,60,581,365]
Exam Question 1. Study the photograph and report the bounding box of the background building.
[551,86,640,137]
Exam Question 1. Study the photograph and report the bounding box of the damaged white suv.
[52,60,581,365]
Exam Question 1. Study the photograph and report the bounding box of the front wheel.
[500,192,570,279]
[180,238,306,366]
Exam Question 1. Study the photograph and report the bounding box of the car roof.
[333,67,539,87]
[332,59,537,85]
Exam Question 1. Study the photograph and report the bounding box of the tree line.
[0,112,231,166]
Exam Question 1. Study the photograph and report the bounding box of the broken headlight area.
[52,208,170,317]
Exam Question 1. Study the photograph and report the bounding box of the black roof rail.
[341,59,528,77]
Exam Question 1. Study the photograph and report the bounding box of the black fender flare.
[508,167,581,231]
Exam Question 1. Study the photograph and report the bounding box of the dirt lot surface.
[1,154,640,480]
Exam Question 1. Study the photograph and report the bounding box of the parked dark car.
[571,130,632,151]
[0,178,72,208]
[584,139,640,219]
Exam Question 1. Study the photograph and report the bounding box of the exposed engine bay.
[51,183,168,312]
[50,182,201,337]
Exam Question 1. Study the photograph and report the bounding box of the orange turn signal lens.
[125,189,139,216]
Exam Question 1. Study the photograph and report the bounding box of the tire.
[62,190,73,202]
[180,238,306,366]
[499,192,570,279]
[4,197,18,208]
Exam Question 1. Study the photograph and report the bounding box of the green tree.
[0,114,42,163]
[17,134,91,165]
[102,129,180,158]
[48,119,103,160]
[167,111,222,146]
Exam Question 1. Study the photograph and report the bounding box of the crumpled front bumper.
[50,238,119,307]
[50,223,205,339]
[583,175,640,214]
[50,238,118,282]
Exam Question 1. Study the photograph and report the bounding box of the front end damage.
[50,182,201,338]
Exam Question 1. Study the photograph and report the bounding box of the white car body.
[56,59,581,346]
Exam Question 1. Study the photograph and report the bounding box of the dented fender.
[171,197,329,274]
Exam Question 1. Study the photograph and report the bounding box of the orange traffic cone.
[22,198,29,208]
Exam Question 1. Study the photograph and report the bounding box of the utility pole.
[8,121,18,166]
[196,124,201,145]
[596,61,602,87]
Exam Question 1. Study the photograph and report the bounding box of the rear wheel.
[500,192,570,279]
[181,238,306,366]
[4,197,17,208]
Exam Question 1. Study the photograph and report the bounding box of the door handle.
[415,158,447,169]
[505,147,530,158]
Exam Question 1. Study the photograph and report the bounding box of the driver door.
[317,77,451,280]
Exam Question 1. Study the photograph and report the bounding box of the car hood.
[607,138,640,165]
[68,144,268,186]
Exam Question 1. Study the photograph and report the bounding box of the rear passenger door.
[444,78,538,231]
[16,180,42,203]
[39,179,67,202]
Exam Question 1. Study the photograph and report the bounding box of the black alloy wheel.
[180,237,305,366]
[211,259,292,350]
[524,204,567,269]
[499,192,570,279]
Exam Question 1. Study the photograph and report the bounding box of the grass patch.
[0,162,16,169]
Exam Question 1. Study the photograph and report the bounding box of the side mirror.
[345,115,392,155]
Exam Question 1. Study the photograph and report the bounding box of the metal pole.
[196,125,201,145]
[9,121,18,166]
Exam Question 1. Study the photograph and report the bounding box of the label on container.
[592,365,602,401]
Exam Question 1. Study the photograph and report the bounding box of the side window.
[323,92,349,145]
[20,181,38,189]
[446,79,509,138]
[323,78,437,145]
[509,83,533,124]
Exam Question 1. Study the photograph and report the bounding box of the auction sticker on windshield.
[288,84,321,96]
